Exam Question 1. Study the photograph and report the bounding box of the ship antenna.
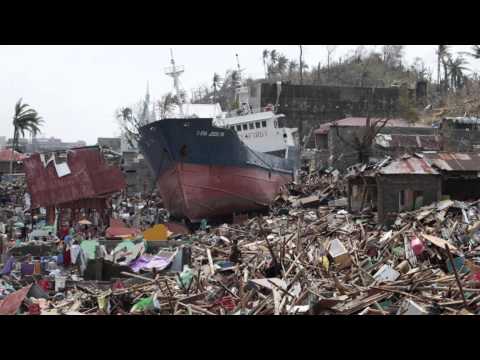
[165,48,185,116]
[235,53,244,85]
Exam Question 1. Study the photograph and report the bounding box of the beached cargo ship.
[138,118,295,222]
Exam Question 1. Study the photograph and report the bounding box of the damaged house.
[22,146,126,226]
[313,117,438,171]
[348,152,480,224]
[440,116,480,152]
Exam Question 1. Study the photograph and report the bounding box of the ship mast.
[164,48,185,116]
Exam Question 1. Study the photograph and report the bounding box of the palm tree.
[119,107,133,122]
[262,49,269,79]
[437,45,450,90]
[269,50,278,65]
[288,60,298,80]
[448,56,469,90]
[267,50,279,78]
[276,55,289,76]
[10,98,43,173]
[461,45,480,60]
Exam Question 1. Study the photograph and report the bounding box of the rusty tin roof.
[422,152,480,172]
[379,156,439,175]
[23,147,126,208]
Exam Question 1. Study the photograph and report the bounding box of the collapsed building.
[347,152,480,224]
[22,146,126,227]
[440,116,480,152]
[312,117,438,171]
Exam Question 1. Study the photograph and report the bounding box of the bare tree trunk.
[438,52,441,86]
[443,61,449,93]
[9,128,16,174]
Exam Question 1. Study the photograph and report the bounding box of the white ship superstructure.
[162,53,298,158]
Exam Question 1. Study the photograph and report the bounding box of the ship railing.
[225,106,275,118]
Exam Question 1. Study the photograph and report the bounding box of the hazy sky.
[1,45,478,144]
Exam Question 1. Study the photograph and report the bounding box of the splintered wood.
[4,173,480,315]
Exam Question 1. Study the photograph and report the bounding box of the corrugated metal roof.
[422,152,480,172]
[314,117,429,134]
[23,147,126,208]
[0,149,27,162]
[379,156,439,175]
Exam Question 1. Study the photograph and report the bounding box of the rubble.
[2,168,480,316]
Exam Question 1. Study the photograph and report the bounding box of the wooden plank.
[421,233,460,254]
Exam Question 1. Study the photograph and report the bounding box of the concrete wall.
[258,83,406,134]
[121,155,156,195]
[376,174,441,224]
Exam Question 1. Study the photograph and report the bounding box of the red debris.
[0,284,32,315]
[23,147,126,208]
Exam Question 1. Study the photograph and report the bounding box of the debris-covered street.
[3,44,480,315]
[2,166,480,315]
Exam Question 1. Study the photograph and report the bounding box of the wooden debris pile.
[3,173,480,315]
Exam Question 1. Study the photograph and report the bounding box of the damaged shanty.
[312,117,437,172]
[22,146,126,227]
[347,152,480,224]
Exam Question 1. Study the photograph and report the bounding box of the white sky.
[1,45,479,144]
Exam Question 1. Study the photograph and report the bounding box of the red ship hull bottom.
[157,163,292,222]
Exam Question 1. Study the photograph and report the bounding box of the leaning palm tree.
[460,45,480,61]
[10,98,43,173]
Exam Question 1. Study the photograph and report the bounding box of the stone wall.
[376,174,442,224]
[258,83,408,134]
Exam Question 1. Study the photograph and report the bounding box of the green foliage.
[12,98,43,151]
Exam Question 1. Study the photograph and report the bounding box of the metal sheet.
[0,149,27,162]
[423,152,480,172]
[379,157,438,175]
[0,284,32,315]
[23,147,126,208]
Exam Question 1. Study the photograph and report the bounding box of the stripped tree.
[333,88,393,164]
